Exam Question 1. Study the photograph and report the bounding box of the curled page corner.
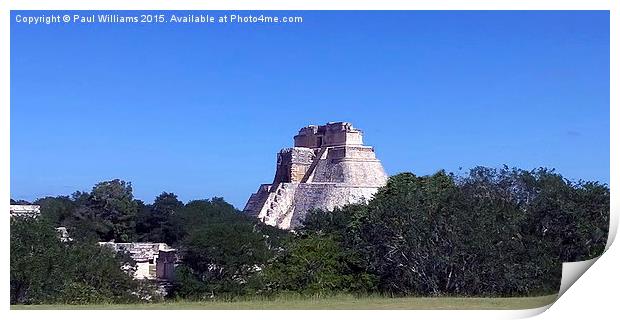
[555,201,618,298]
[511,304,555,319]
[510,260,596,319]
[549,210,616,308]
[605,208,618,249]
[558,258,599,297]
[555,213,614,299]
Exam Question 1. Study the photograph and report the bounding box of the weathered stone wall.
[311,147,387,186]
[99,242,177,280]
[272,147,315,184]
[289,184,380,229]
[254,182,381,229]
[294,125,320,148]
[342,145,377,159]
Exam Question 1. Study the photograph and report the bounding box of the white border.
[1,1,616,320]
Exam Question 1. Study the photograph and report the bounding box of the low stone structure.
[98,242,178,281]
[55,227,72,242]
[9,205,40,218]
[244,122,388,229]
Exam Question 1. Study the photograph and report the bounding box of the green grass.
[11,294,557,310]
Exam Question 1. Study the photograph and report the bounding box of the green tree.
[169,197,287,299]
[136,192,183,243]
[512,168,610,262]
[89,179,138,242]
[66,180,139,242]
[353,171,477,296]
[11,217,68,304]
[457,167,560,295]
[36,196,75,227]
[173,221,274,299]
[167,197,240,245]
[262,233,377,295]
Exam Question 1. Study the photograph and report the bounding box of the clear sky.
[10,11,609,209]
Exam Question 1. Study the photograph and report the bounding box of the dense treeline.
[10,166,609,304]
[294,167,608,296]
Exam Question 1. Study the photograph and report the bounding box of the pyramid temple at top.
[243,122,388,229]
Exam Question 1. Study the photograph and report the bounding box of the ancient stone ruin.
[98,242,178,281]
[244,122,388,229]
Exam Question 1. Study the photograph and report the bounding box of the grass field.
[11,294,557,310]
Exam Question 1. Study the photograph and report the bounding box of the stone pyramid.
[243,122,388,229]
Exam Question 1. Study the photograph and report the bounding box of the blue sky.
[11,11,609,208]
